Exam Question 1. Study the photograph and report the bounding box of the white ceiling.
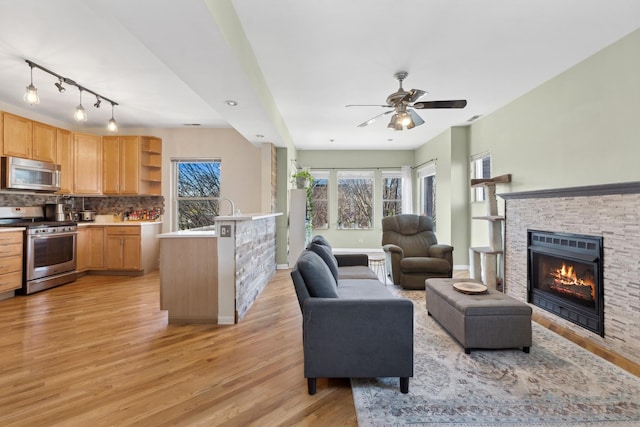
[1,0,639,150]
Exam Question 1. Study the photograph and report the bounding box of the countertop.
[213,212,282,221]
[0,227,25,233]
[77,215,162,227]
[157,226,216,239]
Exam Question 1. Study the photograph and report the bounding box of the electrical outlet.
[220,225,231,237]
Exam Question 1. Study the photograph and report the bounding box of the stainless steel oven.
[25,224,77,294]
[0,206,77,295]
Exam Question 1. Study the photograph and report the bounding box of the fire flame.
[550,263,595,300]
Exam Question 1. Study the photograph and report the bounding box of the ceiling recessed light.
[183,123,201,127]
[225,100,238,106]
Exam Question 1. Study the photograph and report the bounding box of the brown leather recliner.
[382,214,454,290]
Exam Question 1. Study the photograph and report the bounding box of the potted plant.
[292,169,315,244]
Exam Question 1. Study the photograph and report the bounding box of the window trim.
[310,170,330,230]
[381,170,403,218]
[336,170,375,230]
[171,157,222,231]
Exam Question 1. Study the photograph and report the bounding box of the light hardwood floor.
[2,270,638,427]
[0,271,357,427]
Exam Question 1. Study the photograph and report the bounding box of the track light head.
[94,96,101,108]
[23,64,40,105]
[55,78,66,93]
[74,89,87,122]
[107,102,118,132]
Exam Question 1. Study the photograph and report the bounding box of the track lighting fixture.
[23,59,119,131]
[74,89,87,122]
[23,63,40,105]
[107,102,118,133]
[55,78,66,93]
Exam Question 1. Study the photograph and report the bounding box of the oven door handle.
[30,231,78,238]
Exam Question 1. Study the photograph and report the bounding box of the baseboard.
[454,264,470,271]
[217,316,235,325]
[276,264,289,270]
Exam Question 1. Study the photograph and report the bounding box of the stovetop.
[0,219,77,228]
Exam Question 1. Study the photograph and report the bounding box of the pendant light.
[74,89,88,122]
[107,102,118,132]
[23,63,40,105]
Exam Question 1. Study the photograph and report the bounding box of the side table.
[368,256,386,284]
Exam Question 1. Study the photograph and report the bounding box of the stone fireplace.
[501,182,640,366]
[527,230,604,336]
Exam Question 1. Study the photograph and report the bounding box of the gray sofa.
[290,236,414,395]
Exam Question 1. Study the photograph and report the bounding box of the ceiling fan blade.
[357,110,394,127]
[408,109,424,127]
[413,100,467,109]
[405,89,427,103]
[346,104,392,108]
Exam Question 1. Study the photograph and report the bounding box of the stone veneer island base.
[158,213,281,324]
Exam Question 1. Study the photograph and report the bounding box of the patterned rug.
[351,286,640,426]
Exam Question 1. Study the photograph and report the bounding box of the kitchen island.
[158,213,281,324]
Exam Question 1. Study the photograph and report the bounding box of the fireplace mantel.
[499,181,640,200]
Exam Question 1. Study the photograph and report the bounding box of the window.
[337,170,373,229]
[172,159,221,230]
[418,162,436,223]
[382,171,403,217]
[471,153,491,201]
[310,170,329,229]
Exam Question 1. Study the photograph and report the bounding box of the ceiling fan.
[346,71,467,130]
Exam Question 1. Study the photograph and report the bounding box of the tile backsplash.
[0,193,164,217]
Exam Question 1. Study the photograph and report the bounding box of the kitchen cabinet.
[105,226,141,271]
[73,133,102,195]
[103,136,162,195]
[0,231,23,294]
[140,137,162,195]
[56,129,73,194]
[76,226,105,272]
[1,113,56,162]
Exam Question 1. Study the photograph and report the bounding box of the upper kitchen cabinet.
[140,137,162,195]
[56,128,73,194]
[103,136,162,195]
[103,136,140,195]
[1,112,57,163]
[73,132,102,195]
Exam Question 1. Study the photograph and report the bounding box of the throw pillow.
[307,242,339,282]
[297,251,338,298]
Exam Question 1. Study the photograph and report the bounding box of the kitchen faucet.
[219,198,235,216]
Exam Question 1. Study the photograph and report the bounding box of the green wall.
[296,150,414,249]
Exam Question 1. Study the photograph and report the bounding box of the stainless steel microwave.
[1,156,61,192]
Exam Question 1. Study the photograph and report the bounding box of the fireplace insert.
[527,230,603,336]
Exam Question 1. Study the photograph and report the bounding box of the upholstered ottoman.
[425,278,532,354]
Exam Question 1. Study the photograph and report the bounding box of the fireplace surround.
[528,230,604,336]
[501,182,640,366]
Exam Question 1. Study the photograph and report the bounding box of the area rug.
[351,287,640,426]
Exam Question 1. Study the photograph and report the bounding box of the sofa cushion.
[297,250,338,298]
[337,279,394,299]
[338,266,379,280]
[307,242,339,282]
[401,256,451,274]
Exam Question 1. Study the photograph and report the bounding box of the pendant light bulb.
[107,103,118,132]
[23,65,40,105]
[74,89,87,122]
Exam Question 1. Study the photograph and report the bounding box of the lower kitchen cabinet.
[105,227,141,270]
[77,223,160,275]
[76,226,104,272]
[0,231,23,294]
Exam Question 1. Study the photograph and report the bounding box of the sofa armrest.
[302,298,414,379]
[334,253,369,267]
[429,244,454,265]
